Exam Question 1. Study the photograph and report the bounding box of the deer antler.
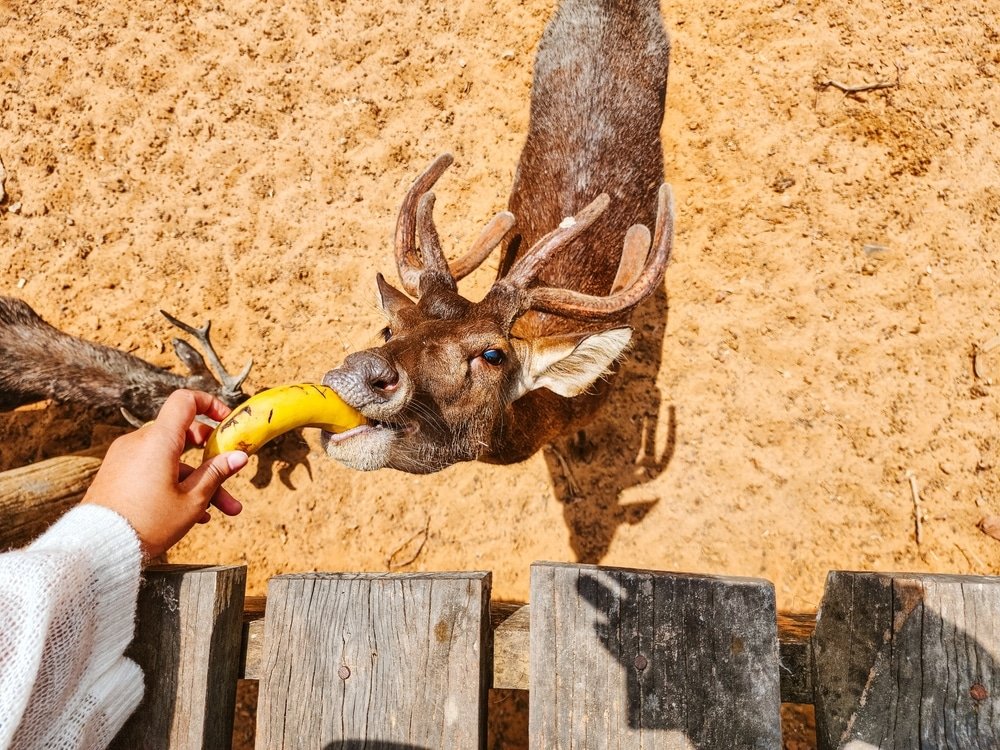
[506,184,674,322]
[502,193,612,289]
[160,311,253,402]
[395,154,516,297]
[395,154,455,296]
[415,191,453,294]
[451,210,516,282]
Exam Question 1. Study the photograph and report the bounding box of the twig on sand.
[387,515,432,571]
[906,471,922,545]
[954,542,986,572]
[823,64,901,94]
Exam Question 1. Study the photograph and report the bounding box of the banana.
[202,383,366,460]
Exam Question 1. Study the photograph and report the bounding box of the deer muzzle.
[322,350,411,421]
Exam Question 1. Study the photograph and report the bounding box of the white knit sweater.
[0,505,144,750]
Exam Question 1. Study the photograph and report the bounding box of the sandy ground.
[2,0,999,745]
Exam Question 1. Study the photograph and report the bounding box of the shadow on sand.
[543,283,674,562]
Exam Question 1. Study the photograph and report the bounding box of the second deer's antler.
[160,311,253,402]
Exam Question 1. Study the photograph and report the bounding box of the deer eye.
[480,348,506,366]
[381,327,393,342]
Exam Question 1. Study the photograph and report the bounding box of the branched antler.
[160,311,253,403]
[392,155,672,324]
[512,184,674,322]
[395,154,455,296]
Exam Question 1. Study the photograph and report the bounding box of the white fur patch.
[517,327,633,399]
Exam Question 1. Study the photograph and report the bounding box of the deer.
[322,0,673,475]
[0,296,251,422]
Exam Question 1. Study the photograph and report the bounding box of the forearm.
[0,504,144,749]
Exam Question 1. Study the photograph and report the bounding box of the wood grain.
[110,564,247,750]
[813,571,1000,749]
[243,600,817,703]
[0,449,103,549]
[257,571,491,749]
[529,561,783,749]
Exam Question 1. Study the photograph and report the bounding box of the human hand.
[83,389,250,560]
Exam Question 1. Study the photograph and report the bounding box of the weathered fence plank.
[257,571,492,749]
[813,571,1000,749]
[530,561,782,749]
[243,598,816,704]
[110,564,247,750]
[0,449,103,550]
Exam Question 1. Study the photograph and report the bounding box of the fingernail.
[226,451,249,471]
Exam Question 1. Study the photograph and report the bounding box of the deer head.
[322,154,673,473]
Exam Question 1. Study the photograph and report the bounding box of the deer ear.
[516,327,632,398]
[376,273,416,316]
[171,338,212,378]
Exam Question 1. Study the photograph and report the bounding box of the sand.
[2,0,999,745]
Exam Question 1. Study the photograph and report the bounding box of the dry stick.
[823,78,898,94]
[545,444,582,499]
[386,515,431,570]
[823,65,901,94]
[907,472,923,545]
[955,542,986,573]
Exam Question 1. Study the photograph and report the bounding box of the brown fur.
[0,296,245,421]
[322,0,671,473]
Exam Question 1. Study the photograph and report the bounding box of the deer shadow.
[542,283,674,563]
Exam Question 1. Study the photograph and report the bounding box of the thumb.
[180,451,249,501]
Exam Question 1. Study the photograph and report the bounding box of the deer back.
[492,0,671,453]
[0,296,248,421]
[321,0,672,473]
[503,0,670,333]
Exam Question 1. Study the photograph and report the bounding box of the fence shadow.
[110,575,182,749]
[543,284,674,563]
[566,567,781,745]
[817,583,1000,747]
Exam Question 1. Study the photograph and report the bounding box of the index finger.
[153,390,232,449]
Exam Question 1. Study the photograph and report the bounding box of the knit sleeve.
[0,504,145,750]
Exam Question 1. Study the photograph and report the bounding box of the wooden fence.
[104,562,1000,749]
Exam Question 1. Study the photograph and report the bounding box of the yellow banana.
[202,383,366,460]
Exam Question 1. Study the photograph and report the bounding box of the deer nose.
[324,350,403,408]
[370,365,399,394]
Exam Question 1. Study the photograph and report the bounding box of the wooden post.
[813,571,1000,749]
[243,599,817,703]
[110,564,247,750]
[257,571,492,749]
[0,450,102,549]
[529,562,782,749]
